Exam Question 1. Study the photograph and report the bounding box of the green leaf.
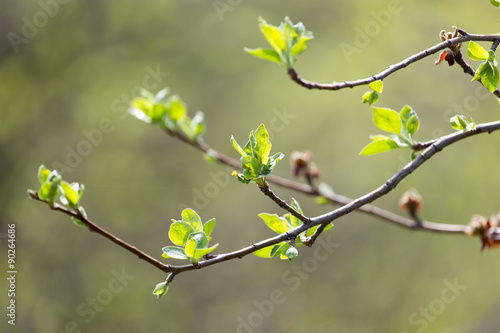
[368,80,383,93]
[203,218,216,237]
[291,35,313,55]
[169,221,195,246]
[259,19,286,52]
[150,104,167,123]
[71,217,87,228]
[492,0,500,6]
[255,124,271,164]
[185,238,196,260]
[167,95,186,123]
[241,155,261,180]
[38,165,51,184]
[38,182,57,201]
[287,198,303,229]
[153,282,169,299]
[468,41,489,61]
[232,171,251,184]
[270,242,290,258]
[472,62,489,82]
[482,64,500,93]
[359,136,401,155]
[192,243,219,259]
[372,107,402,134]
[60,181,79,207]
[230,136,247,157]
[188,231,209,249]
[244,48,281,64]
[282,246,298,260]
[162,246,188,260]
[181,208,203,232]
[405,115,420,136]
[362,91,379,105]
[258,213,289,234]
[488,50,498,66]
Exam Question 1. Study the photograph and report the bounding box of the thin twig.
[287,32,500,91]
[164,128,468,234]
[27,189,172,273]
[259,181,311,224]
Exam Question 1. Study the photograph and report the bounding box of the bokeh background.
[1,0,500,332]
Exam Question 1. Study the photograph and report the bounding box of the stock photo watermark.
[5,223,17,326]
[53,267,135,333]
[400,278,467,333]
[339,0,411,64]
[178,106,297,212]
[7,0,71,53]
[228,235,340,333]
[50,65,169,175]
[213,0,244,21]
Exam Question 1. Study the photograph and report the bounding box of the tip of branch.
[27,189,38,200]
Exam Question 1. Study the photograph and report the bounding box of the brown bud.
[465,214,488,236]
[290,150,311,178]
[399,189,422,213]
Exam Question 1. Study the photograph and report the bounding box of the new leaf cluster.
[129,88,206,141]
[468,41,499,93]
[36,165,87,226]
[244,17,313,69]
[360,105,420,158]
[231,124,284,187]
[254,198,332,260]
[162,209,218,265]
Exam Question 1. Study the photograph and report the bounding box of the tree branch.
[30,120,500,278]
[306,120,500,244]
[258,181,311,224]
[287,32,500,91]
[27,189,172,274]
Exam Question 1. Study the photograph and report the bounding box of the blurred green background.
[1,0,500,332]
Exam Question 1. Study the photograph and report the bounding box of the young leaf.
[38,165,51,184]
[167,95,187,122]
[255,124,271,164]
[468,41,489,61]
[192,243,219,259]
[259,19,286,52]
[244,48,281,64]
[185,238,197,260]
[162,246,188,260]
[491,0,500,6]
[153,282,169,299]
[258,213,289,234]
[362,91,379,105]
[60,181,79,207]
[270,242,290,258]
[368,80,383,93]
[203,218,216,237]
[169,221,195,246]
[230,136,247,157]
[482,65,500,93]
[472,62,489,82]
[181,209,203,232]
[188,231,209,250]
[360,136,401,155]
[372,107,402,134]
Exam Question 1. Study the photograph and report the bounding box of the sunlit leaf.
[372,107,402,134]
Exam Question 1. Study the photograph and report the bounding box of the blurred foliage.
[1,0,500,332]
